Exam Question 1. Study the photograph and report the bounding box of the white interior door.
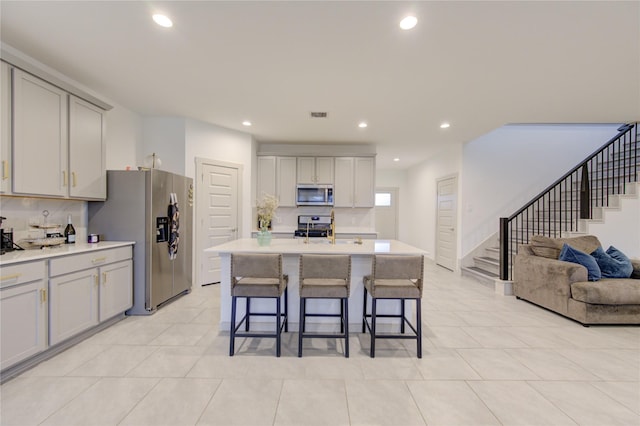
[436,176,458,271]
[196,160,240,285]
[375,187,398,240]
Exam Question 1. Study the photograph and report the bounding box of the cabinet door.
[69,96,106,199]
[99,260,132,321]
[49,268,99,345]
[0,280,47,370]
[315,157,334,184]
[12,69,68,197]
[334,157,354,207]
[257,156,276,199]
[354,157,375,207]
[276,157,297,207]
[296,157,315,184]
[1,62,11,194]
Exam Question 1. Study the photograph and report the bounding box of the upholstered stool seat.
[229,253,288,357]
[362,254,424,358]
[298,254,351,357]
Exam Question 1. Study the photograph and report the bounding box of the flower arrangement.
[256,193,279,231]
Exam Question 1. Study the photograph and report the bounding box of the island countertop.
[205,238,426,256]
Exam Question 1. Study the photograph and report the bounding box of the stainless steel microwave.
[296,184,334,206]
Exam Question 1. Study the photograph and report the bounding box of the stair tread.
[464,266,499,278]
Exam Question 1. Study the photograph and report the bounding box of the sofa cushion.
[571,279,640,305]
[530,235,601,259]
[559,244,601,281]
[590,246,633,279]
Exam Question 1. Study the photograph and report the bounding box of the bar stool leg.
[245,298,251,331]
[230,296,237,356]
[276,297,282,358]
[370,298,377,358]
[340,300,345,334]
[401,299,406,334]
[284,287,289,332]
[343,297,349,358]
[362,287,368,333]
[416,298,422,359]
[298,297,305,357]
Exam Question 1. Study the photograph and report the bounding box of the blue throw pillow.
[592,246,633,278]
[559,243,601,281]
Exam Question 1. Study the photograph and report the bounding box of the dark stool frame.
[230,290,289,357]
[362,291,422,358]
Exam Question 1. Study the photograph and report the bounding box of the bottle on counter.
[64,214,76,244]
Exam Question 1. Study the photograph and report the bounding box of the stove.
[294,215,332,238]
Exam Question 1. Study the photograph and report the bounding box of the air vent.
[310,112,328,118]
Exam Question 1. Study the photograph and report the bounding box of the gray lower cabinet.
[49,246,132,345]
[0,245,133,373]
[0,261,47,370]
[49,267,99,346]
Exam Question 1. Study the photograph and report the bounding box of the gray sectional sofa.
[514,235,640,325]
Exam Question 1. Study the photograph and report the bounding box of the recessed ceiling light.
[393,158,400,162]
[153,14,173,28]
[358,122,368,128]
[440,122,451,129]
[400,16,417,30]
[242,120,252,126]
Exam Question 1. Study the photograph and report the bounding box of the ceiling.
[1,1,639,169]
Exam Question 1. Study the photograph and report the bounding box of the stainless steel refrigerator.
[88,169,193,315]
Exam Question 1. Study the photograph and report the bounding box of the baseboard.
[494,279,514,296]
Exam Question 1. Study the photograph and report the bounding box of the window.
[375,192,391,207]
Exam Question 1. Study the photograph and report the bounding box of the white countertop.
[0,241,135,266]
[205,238,425,256]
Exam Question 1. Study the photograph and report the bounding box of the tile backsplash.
[0,197,87,245]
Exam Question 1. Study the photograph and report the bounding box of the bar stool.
[362,254,424,358]
[298,254,351,357]
[229,253,288,357]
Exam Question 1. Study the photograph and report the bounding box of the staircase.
[463,179,640,288]
[464,123,639,287]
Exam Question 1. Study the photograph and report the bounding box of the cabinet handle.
[92,257,107,264]
[40,288,47,303]
[2,160,8,180]
[72,172,77,187]
[62,170,67,187]
[94,274,99,286]
[102,272,107,285]
[0,273,21,282]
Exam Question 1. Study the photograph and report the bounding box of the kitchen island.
[205,238,427,332]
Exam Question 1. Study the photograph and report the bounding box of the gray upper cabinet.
[297,157,333,184]
[12,69,68,197]
[69,95,106,199]
[9,68,107,200]
[256,156,297,207]
[333,156,375,208]
[1,62,11,194]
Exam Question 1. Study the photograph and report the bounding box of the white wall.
[105,104,142,170]
[184,118,254,237]
[460,124,623,257]
[141,117,186,175]
[405,145,462,259]
[583,187,640,258]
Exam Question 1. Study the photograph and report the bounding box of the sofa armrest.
[514,253,588,315]
[631,259,640,279]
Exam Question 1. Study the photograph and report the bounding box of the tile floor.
[1,261,639,425]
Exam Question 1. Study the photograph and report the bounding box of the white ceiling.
[1,1,639,169]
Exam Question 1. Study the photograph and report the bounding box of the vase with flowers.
[256,193,278,246]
